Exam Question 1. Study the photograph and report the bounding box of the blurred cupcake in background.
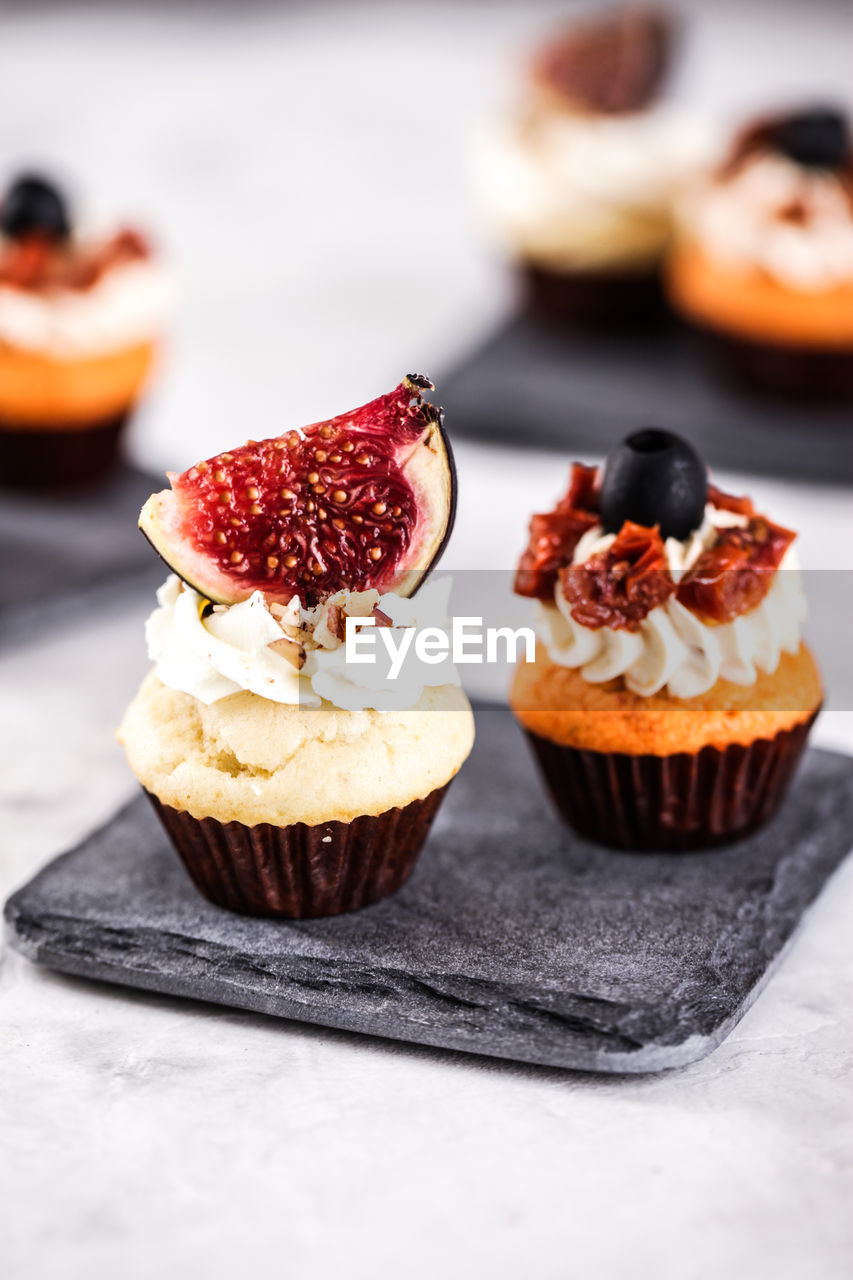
[0,172,172,491]
[474,7,715,330]
[667,107,853,402]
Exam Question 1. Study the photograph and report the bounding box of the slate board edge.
[7,777,850,1076]
[4,894,733,1075]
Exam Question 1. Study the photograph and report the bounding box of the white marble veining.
[2,3,853,1277]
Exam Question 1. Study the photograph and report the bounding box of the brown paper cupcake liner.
[524,713,818,852]
[522,262,667,332]
[0,410,130,492]
[698,326,853,405]
[146,783,450,919]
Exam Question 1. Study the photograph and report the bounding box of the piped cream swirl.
[146,576,461,714]
[537,504,806,698]
[474,106,716,272]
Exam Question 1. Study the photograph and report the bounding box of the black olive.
[770,108,850,171]
[600,429,707,541]
[0,173,71,241]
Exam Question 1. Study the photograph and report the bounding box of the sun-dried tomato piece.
[558,461,600,515]
[514,508,599,599]
[514,463,600,599]
[560,521,675,631]
[707,483,755,518]
[0,236,53,288]
[677,517,795,624]
[0,226,150,292]
[63,227,151,290]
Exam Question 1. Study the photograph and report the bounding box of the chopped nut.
[268,637,305,669]
[327,604,347,641]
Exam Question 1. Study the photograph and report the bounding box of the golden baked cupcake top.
[0,172,172,431]
[668,107,853,345]
[0,172,171,360]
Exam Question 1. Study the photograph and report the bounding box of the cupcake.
[118,375,475,918]
[0,172,171,490]
[474,7,714,329]
[510,430,822,851]
[667,106,853,402]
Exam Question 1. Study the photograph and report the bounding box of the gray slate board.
[6,708,853,1073]
[441,314,853,486]
[0,466,162,648]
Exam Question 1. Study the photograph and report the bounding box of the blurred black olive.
[1,173,70,241]
[770,108,850,171]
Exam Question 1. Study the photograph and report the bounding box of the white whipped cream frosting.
[537,505,806,699]
[146,575,461,714]
[474,106,716,271]
[0,252,173,357]
[682,153,853,291]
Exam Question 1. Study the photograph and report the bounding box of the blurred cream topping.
[146,575,461,714]
[680,152,853,290]
[537,504,807,698]
[474,105,716,272]
[0,254,173,356]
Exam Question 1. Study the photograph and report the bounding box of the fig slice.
[139,374,456,606]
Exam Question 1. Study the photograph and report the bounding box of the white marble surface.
[2,3,853,1277]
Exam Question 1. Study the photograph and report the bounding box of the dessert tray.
[6,706,853,1073]
[441,312,853,486]
[0,465,164,647]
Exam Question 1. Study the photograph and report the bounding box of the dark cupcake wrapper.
[524,713,818,852]
[146,783,450,919]
[522,262,667,332]
[0,411,130,492]
[696,325,853,405]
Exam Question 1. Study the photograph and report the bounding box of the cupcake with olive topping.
[0,171,171,489]
[119,376,475,918]
[474,7,715,329]
[667,106,853,401]
[510,429,821,850]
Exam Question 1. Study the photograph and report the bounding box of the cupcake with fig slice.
[0,171,171,490]
[118,375,474,918]
[474,6,715,329]
[510,429,821,851]
[667,106,853,401]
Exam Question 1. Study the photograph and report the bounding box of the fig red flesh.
[533,8,672,115]
[140,375,454,606]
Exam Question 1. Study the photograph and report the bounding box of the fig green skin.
[139,376,457,605]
